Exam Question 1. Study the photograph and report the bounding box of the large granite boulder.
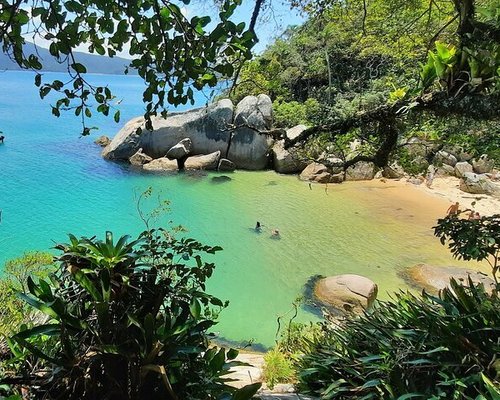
[313,274,378,313]
[459,172,500,196]
[472,154,494,174]
[166,138,192,160]
[94,135,111,147]
[272,125,308,174]
[300,163,332,183]
[345,162,376,181]
[103,96,273,170]
[103,100,233,160]
[129,148,153,166]
[143,157,178,172]
[227,94,274,170]
[407,264,495,293]
[436,164,455,176]
[454,161,473,178]
[184,151,220,170]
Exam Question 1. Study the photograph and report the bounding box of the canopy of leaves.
[0,0,257,134]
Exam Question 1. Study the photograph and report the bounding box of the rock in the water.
[94,135,111,147]
[103,99,234,161]
[454,161,473,178]
[129,148,153,166]
[472,154,494,174]
[407,264,495,293]
[434,150,457,167]
[314,274,378,313]
[184,151,220,170]
[383,163,405,179]
[218,158,235,172]
[166,138,192,160]
[325,157,344,174]
[460,172,500,196]
[345,162,376,181]
[143,157,178,172]
[227,95,274,170]
[211,175,232,184]
[300,163,331,183]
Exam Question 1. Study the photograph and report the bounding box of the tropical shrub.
[297,279,500,399]
[3,230,260,399]
[434,214,500,284]
[0,252,54,338]
[262,348,295,390]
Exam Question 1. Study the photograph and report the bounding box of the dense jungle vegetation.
[230,0,500,173]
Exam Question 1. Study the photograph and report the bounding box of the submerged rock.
[407,264,495,293]
[313,274,378,313]
[184,151,220,170]
[211,175,232,184]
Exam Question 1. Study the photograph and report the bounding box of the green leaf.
[233,382,262,400]
[71,63,87,74]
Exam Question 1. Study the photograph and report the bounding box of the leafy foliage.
[297,279,500,399]
[0,0,258,134]
[4,230,260,399]
[434,214,500,283]
[0,252,54,338]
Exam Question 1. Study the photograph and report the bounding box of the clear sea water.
[0,71,482,348]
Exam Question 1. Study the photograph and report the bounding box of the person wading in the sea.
[0,135,4,143]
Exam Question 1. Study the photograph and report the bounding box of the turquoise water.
[0,71,481,347]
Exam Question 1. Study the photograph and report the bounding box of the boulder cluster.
[100,95,499,196]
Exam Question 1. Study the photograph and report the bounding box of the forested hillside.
[231,0,500,173]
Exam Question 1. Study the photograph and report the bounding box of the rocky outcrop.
[166,138,192,160]
[218,158,235,172]
[407,264,495,293]
[184,151,220,170]
[472,154,494,174]
[454,161,473,178]
[459,172,500,196]
[436,164,455,176]
[103,100,233,161]
[129,148,153,166]
[94,135,111,147]
[383,163,405,179]
[345,162,376,181]
[143,157,178,172]
[434,150,457,167]
[103,96,274,170]
[227,94,274,170]
[313,274,378,313]
[272,125,308,174]
[300,163,332,183]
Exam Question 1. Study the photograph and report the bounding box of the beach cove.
[0,71,497,347]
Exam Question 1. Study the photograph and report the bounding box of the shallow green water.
[0,71,481,348]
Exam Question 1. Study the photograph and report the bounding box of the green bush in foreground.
[297,279,500,399]
[262,348,295,390]
[3,230,260,400]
